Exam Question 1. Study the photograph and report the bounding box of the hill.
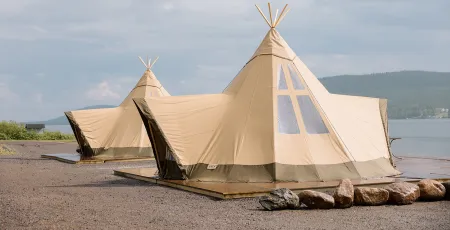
[320,71,450,119]
[31,71,450,124]
[30,105,115,125]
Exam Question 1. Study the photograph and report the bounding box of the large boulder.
[418,179,446,201]
[442,182,450,200]
[354,187,389,206]
[333,179,354,208]
[298,190,334,209]
[259,188,300,211]
[384,182,420,205]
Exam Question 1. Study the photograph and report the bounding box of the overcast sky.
[1,0,449,121]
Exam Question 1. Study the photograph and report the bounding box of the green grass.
[0,121,75,141]
[0,144,15,155]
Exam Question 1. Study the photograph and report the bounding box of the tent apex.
[138,56,159,70]
[255,3,290,28]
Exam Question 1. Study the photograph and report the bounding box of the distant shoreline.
[37,117,450,126]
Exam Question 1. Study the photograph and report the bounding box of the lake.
[388,119,449,158]
[44,119,450,158]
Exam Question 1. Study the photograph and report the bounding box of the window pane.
[288,64,305,90]
[277,64,288,90]
[296,96,329,134]
[277,95,300,134]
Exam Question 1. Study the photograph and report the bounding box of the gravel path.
[0,141,449,230]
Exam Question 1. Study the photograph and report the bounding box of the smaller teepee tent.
[66,57,170,161]
[133,4,399,182]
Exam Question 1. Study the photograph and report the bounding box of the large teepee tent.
[66,57,170,161]
[133,4,400,182]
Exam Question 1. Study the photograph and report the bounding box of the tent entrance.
[66,114,94,159]
[146,120,184,180]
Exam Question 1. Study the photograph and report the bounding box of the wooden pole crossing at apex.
[255,3,291,28]
[138,56,159,70]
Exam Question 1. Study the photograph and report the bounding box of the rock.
[354,187,389,206]
[384,182,420,205]
[442,182,450,200]
[259,188,300,211]
[298,190,334,209]
[333,179,354,208]
[418,179,446,201]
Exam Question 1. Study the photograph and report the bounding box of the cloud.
[0,0,449,121]
[0,82,18,101]
[30,25,47,33]
[162,2,174,11]
[0,0,34,16]
[33,93,43,104]
[195,65,236,79]
[86,80,121,101]
[35,73,46,78]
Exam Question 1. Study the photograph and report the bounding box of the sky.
[0,0,449,121]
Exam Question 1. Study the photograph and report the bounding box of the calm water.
[45,119,450,158]
[388,119,450,158]
[45,125,74,134]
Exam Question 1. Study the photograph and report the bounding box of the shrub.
[0,121,75,141]
[40,130,74,140]
[0,133,8,140]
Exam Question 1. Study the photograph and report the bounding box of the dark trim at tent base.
[181,158,400,182]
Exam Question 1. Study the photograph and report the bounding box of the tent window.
[277,95,300,134]
[288,64,305,90]
[277,64,288,90]
[296,96,329,134]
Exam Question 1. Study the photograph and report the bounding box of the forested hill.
[319,71,450,119]
[31,71,450,124]
[29,105,115,125]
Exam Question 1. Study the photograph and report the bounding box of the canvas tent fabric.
[133,4,400,182]
[66,64,170,161]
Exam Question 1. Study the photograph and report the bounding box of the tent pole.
[274,4,288,27]
[255,5,271,28]
[151,56,159,68]
[138,56,148,68]
[273,9,279,26]
[275,7,291,27]
[268,3,274,27]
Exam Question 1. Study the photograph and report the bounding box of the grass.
[0,144,15,155]
[0,121,75,141]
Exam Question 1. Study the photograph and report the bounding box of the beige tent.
[66,57,170,161]
[133,4,400,182]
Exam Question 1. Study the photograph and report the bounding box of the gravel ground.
[0,141,449,230]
